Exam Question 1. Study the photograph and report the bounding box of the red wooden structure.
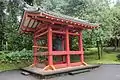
[19,8,98,70]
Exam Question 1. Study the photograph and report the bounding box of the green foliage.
[24,0,34,5]
[0,49,33,64]
[116,54,120,61]
[2,0,33,51]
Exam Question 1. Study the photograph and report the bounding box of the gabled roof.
[19,7,98,33]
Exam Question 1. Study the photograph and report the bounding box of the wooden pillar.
[79,31,84,63]
[48,26,53,65]
[33,34,38,65]
[65,28,70,66]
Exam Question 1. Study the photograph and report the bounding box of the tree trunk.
[100,40,103,57]
[114,37,117,51]
[97,41,100,60]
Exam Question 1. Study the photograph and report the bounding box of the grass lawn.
[85,48,120,64]
[0,62,32,71]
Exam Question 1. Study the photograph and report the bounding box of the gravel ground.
[0,65,120,80]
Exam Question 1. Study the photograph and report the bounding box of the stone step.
[69,69,90,75]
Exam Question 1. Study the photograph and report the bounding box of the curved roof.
[19,7,98,33]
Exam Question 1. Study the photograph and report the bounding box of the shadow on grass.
[103,47,120,53]
[84,48,98,56]
[84,48,120,64]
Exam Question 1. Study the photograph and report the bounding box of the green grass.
[85,48,120,64]
[0,62,31,71]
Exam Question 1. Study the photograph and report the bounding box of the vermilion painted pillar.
[65,28,70,66]
[33,34,38,65]
[48,26,53,65]
[79,31,84,63]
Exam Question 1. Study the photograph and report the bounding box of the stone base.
[21,65,100,76]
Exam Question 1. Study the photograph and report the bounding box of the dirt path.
[0,65,120,80]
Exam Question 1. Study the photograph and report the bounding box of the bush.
[0,49,33,64]
[116,54,120,61]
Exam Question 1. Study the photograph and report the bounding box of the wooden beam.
[33,46,48,49]
[36,52,48,56]
[52,30,65,34]
[69,32,80,36]
[69,51,82,54]
[35,27,48,35]
[52,51,67,55]
[52,30,80,36]
[35,30,48,38]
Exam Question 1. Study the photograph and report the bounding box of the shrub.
[0,49,33,64]
[116,54,120,61]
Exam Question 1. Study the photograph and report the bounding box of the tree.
[24,0,33,5]
[0,1,6,50]
[4,0,33,51]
